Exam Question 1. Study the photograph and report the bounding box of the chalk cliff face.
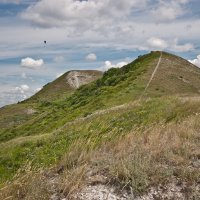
[66,70,102,89]
[28,70,103,101]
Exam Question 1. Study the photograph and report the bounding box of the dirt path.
[0,133,51,149]
[139,51,162,100]
[0,102,134,147]
[144,51,162,92]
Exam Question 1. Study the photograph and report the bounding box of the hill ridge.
[0,51,200,199]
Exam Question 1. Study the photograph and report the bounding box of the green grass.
[1,97,200,184]
[2,51,200,143]
[0,51,160,142]
[1,97,200,199]
[1,51,200,198]
[26,70,103,103]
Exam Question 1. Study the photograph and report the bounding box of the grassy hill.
[0,51,200,199]
[0,70,102,141]
[28,70,103,102]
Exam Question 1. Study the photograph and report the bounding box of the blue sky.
[0,0,200,107]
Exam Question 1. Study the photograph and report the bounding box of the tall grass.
[0,97,200,199]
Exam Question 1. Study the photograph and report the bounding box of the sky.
[0,0,200,107]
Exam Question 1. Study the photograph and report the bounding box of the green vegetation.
[0,52,160,142]
[0,51,200,199]
[27,70,103,103]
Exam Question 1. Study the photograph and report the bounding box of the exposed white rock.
[72,184,128,200]
[26,108,36,115]
[66,71,98,89]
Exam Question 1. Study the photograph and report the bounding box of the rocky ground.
[48,169,200,200]
[70,178,200,200]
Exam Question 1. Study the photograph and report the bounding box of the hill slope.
[146,51,200,96]
[1,51,200,143]
[65,51,200,110]
[0,51,200,199]
[1,50,200,144]
[0,70,102,138]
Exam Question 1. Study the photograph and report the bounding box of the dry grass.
[54,115,200,198]
[92,117,200,194]
[75,118,199,195]
[0,163,50,200]
[62,165,87,198]
[1,114,199,199]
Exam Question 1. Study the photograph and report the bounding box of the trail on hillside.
[0,103,133,146]
[140,51,162,99]
[1,133,51,148]
[3,95,200,147]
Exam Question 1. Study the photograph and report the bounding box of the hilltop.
[0,51,200,199]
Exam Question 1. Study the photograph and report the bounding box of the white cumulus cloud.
[35,87,42,92]
[86,53,97,61]
[15,84,30,96]
[21,57,44,69]
[21,84,30,91]
[147,37,168,49]
[189,55,200,67]
[99,60,128,71]
[56,72,64,78]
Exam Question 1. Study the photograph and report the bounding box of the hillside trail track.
[139,51,162,100]
[0,102,133,147]
[1,133,51,148]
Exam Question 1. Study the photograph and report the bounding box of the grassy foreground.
[0,97,200,199]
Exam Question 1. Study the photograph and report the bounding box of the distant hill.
[28,70,103,102]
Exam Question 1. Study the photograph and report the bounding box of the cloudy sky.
[0,0,200,107]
